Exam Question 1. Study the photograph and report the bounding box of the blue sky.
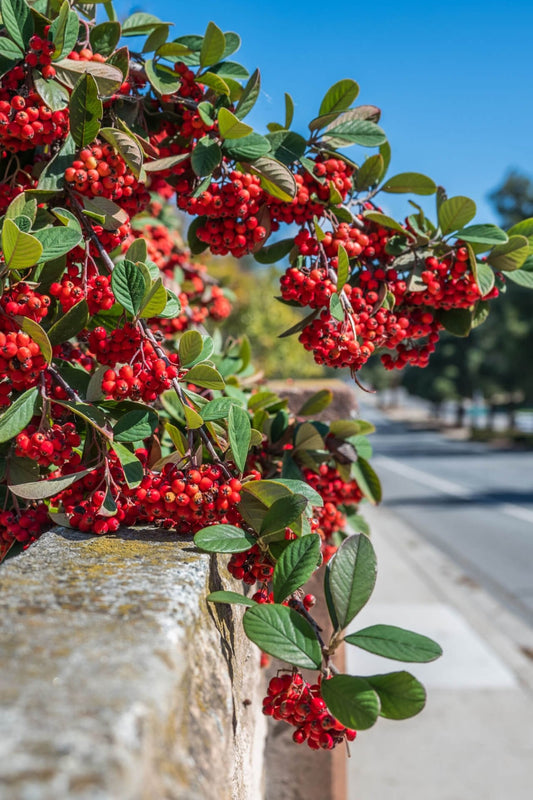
[113,0,533,225]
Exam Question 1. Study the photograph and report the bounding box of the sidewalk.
[346,504,533,800]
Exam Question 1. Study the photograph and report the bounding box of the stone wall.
[0,527,266,800]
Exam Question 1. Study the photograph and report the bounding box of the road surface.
[360,402,533,625]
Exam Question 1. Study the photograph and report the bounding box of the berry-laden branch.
[0,0,526,755]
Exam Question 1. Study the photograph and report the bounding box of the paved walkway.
[346,504,533,799]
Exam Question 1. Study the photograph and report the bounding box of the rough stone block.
[0,528,266,800]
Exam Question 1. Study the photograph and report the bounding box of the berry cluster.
[25,35,56,78]
[64,142,149,217]
[0,86,68,152]
[262,673,356,750]
[15,422,81,468]
[0,283,50,324]
[50,265,115,314]
[269,158,354,225]
[0,330,47,392]
[129,464,244,533]
[228,543,275,584]
[0,504,49,545]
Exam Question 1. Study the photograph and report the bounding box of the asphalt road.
[360,403,533,626]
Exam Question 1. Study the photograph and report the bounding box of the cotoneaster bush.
[0,0,531,752]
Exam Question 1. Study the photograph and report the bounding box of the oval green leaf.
[366,671,426,720]
[272,534,321,603]
[329,533,377,630]
[243,603,322,669]
[345,625,443,662]
[194,523,257,553]
[321,674,380,730]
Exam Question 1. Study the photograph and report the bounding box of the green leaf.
[107,46,129,79]
[138,278,167,318]
[234,68,260,119]
[265,131,306,166]
[221,31,241,59]
[198,70,230,96]
[112,441,143,489]
[366,672,426,720]
[207,590,257,607]
[208,60,248,81]
[329,292,344,322]
[455,224,508,246]
[508,218,533,238]
[33,226,83,260]
[294,421,325,452]
[194,523,256,553]
[438,195,476,235]
[83,195,129,230]
[243,604,322,669]
[321,675,380,730]
[191,136,222,177]
[330,419,375,438]
[260,494,309,537]
[126,237,147,264]
[329,534,377,630]
[475,261,495,296]
[351,457,382,504]
[0,387,39,443]
[15,317,51,363]
[47,299,89,345]
[345,625,442,663]
[382,172,436,195]
[111,259,149,316]
[228,405,251,473]
[69,73,102,148]
[322,118,387,148]
[54,400,111,438]
[186,364,225,390]
[113,408,158,442]
[363,212,414,238]
[200,21,226,68]
[337,243,350,291]
[99,127,143,177]
[506,269,533,289]
[437,307,473,337]
[0,37,23,76]
[179,330,204,366]
[54,59,123,96]
[36,134,76,192]
[487,235,529,271]
[201,398,235,421]
[254,238,294,265]
[89,21,121,56]
[222,133,271,161]
[297,389,333,416]
[174,403,199,429]
[9,466,96,500]
[50,2,78,61]
[284,92,294,128]
[122,12,169,36]
[2,218,43,269]
[272,534,321,602]
[218,106,253,139]
[1,0,33,52]
[354,154,384,191]
[319,79,359,115]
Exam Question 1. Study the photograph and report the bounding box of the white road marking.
[374,455,533,526]
[374,455,471,496]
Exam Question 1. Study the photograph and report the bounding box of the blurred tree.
[489,170,533,227]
